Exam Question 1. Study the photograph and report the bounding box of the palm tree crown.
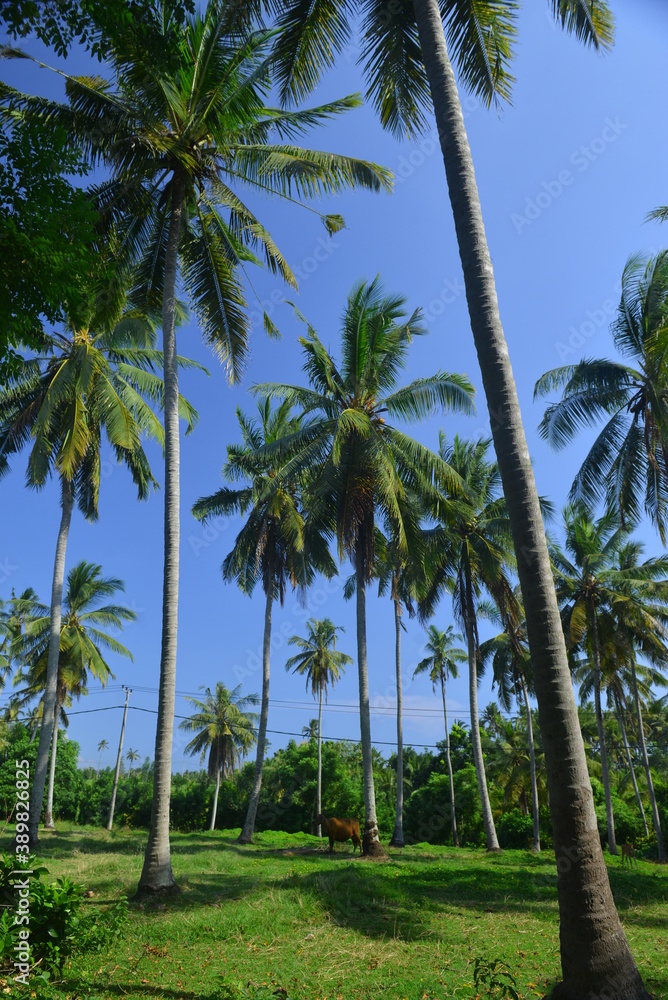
[285,618,351,700]
[535,252,668,541]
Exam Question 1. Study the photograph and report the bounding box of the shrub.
[496,811,535,850]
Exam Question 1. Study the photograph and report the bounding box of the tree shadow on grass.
[56,981,226,1000]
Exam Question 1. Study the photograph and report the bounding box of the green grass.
[4,824,668,999]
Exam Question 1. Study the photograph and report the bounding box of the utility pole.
[106,685,131,831]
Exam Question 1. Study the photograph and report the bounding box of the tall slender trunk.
[355,546,384,856]
[520,674,540,853]
[107,687,130,831]
[239,581,273,843]
[411,1,649,994]
[440,673,458,847]
[463,565,499,850]
[630,659,665,861]
[614,691,648,838]
[43,699,61,830]
[138,174,185,894]
[29,476,72,846]
[316,686,322,837]
[390,595,404,847]
[210,766,220,832]
[588,602,617,855]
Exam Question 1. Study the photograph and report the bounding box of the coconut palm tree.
[270,3,653,994]
[605,540,668,861]
[0,589,46,691]
[550,508,627,855]
[254,278,475,855]
[13,561,135,828]
[193,399,336,844]
[97,738,110,772]
[2,0,392,890]
[125,748,140,771]
[179,682,259,831]
[536,252,668,540]
[420,436,516,852]
[479,591,542,852]
[0,309,183,845]
[414,624,466,847]
[285,617,351,836]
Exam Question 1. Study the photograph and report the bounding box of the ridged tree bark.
[589,602,617,855]
[138,174,185,894]
[613,691,648,839]
[440,673,458,847]
[630,659,665,862]
[389,596,404,847]
[520,675,540,853]
[412,0,651,993]
[464,565,499,851]
[238,582,273,843]
[29,476,73,846]
[316,686,323,837]
[356,546,384,856]
[43,700,61,830]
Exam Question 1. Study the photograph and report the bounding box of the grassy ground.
[3,825,667,1000]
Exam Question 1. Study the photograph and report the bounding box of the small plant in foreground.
[471,958,520,1000]
[215,977,291,999]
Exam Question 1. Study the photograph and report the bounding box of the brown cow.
[315,813,362,854]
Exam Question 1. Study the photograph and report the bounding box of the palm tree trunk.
[389,596,404,847]
[43,700,61,830]
[411,1,649,994]
[239,582,273,843]
[463,565,499,851]
[613,691,648,838]
[630,658,665,862]
[520,675,540,853]
[29,476,72,846]
[316,686,323,837]
[138,173,186,894]
[355,545,384,857]
[210,768,221,832]
[440,674,458,847]
[588,602,617,856]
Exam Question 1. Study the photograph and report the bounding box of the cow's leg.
[329,838,334,853]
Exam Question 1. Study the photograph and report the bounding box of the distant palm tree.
[414,624,466,847]
[421,436,516,852]
[0,589,46,691]
[285,617,351,836]
[193,400,335,844]
[97,738,110,772]
[536,252,668,540]
[13,562,135,828]
[0,304,191,844]
[301,720,318,741]
[125,748,140,771]
[480,591,542,852]
[255,278,474,854]
[179,682,259,831]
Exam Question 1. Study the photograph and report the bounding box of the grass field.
[3,825,667,1000]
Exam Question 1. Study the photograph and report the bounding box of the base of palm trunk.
[486,846,503,854]
[133,880,180,902]
[547,974,652,1000]
[43,816,55,830]
[237,833,253,845]
[389,833,404,848]
[362,823,387,858]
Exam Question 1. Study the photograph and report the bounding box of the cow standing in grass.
[316,813,362,854]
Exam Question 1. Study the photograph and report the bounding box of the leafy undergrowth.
[1,824,666,999]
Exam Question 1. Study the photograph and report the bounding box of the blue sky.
[2,0,667,771]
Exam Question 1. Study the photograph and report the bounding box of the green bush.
[0,853,128,978]
[495,811,535,850]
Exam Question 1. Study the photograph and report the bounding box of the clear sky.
[2,0,667,772]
